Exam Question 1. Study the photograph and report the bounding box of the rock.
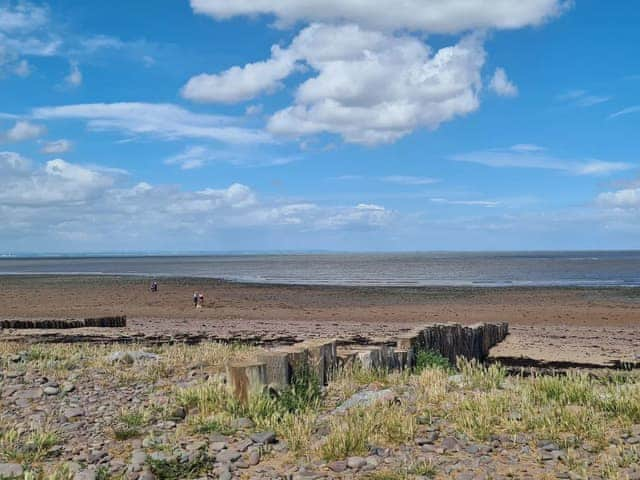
[328,461,347,473]
[334,389,396,413]
[74,470,97,480]
[216,450,241,463]
[209,442,228,452]
[346,456,366,469]
[13,387,43,400]
[138,471,156,480]
[233,417,254,430]
[63,407,85,420]
[62,382,76,393]
[88,450,108,463]
[131,450,147,467]
[248,449,261,466]
[169,406,186,420]
[250,431,276,444]
[0,463,23,478]
[235,438,253,452]
[626,436,640,445]
[441,436,458,452]
[107,351,159,364]
[44,386,60,395]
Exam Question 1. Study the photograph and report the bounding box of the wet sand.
[1,275,639,366]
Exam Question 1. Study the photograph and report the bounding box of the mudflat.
[1,275,639,366]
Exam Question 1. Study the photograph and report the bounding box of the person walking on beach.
[193,292,198,308]
[198,293,204,308]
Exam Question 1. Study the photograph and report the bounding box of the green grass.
[0,423,61,464]
[414,349,451,372]
[147,451,213,480]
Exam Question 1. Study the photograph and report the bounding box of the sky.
[0,0,639,253]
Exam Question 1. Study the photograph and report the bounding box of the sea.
[0,251,639,287]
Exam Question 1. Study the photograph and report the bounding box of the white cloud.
[13,58,30,76]
[32,102,272,144]
[0,151,31,174]
[597,188,640,209]
[245,104,263,116]
[452,145,632,176]
[0,156,116,206]
[41,139,73,154]
[430,198,500,207]
[380,176,439,185]
[165,145,297,169]
[1,120,46,142]
[65,61,82,86]
[258,25,486,145]
[489,67,518,97]
[0,2,49,33]
[609,105,640,119]
[557,89,610,107]
[190,0,569,33]
[0,154,395,245]
[182,45,296,103]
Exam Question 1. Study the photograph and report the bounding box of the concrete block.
[256,350,290,390]
[226,361,267,404]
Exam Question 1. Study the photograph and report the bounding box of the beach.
[1,275,638,366]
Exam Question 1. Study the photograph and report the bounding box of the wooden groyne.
[227,322,509,403]
[0,316,126,329]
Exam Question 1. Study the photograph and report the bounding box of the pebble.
[346,456,366,469]
[248,449,261,466]
[216,450,241,463]
[250,431,276,444]
[0,463,23,478]
[74,470,96,480]
[328,460,347,473]
[44,386,60,395]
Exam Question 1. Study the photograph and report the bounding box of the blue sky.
[0,0,639,253]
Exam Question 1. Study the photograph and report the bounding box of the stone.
[44,386,60,395]
[328,461,347,473]
[61,382,75,394]
[131,450,147,468]
[250,431,276,444]
[236,438,253,452]
[248,449,261,466]
[107,351,159,364]
[232,417,254,429]
[169,406,186,420]
[335,388,396,413]
[63,407,85,420]
[138,471,156,480]
[0,463,23,478]
[346,456,367,469]
[74,470,96,480]
[13,387,43,400]
[441,436,459,452]
[209,442,228,452]
[216,450,241,463]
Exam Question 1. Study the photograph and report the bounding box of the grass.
[363,460,436,480]
[147,450,213,480]
[0,422,61,464]
[414,349,451,372]
[320,402,416,460]
[112,406,152,440]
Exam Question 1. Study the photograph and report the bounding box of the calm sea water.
[1,252,639,287]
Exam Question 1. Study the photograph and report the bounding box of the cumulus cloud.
[190,0,569,33]
[182,46,296,103]
[489,67,518,97]
[452,145,632,176]
[0,153,395,245]
[41,139,73,154]
[0,2,60,74]
[597,188,640,209]
[185,24,487,145]
[32,102,272,144]
[1,120,46,142]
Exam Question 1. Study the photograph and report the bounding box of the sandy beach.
[1,275,638,366]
